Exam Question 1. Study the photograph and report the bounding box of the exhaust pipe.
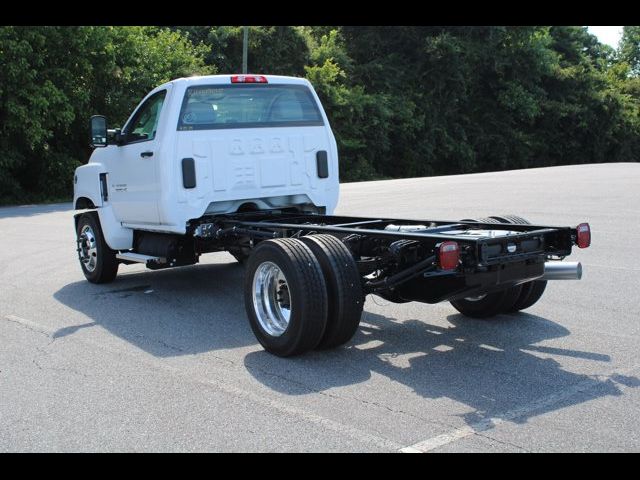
[541,262,582,281]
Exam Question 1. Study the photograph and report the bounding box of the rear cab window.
[177,84,324,130]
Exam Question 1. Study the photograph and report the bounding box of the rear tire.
[76,212,119,284]
[511,276,547,311]
[489,214,549,312]
[455,215,523,318]
[244,238,328,357]
[489,214,530,225]
[299,234,364,349]
[461,217,502,224]
[450,285,523,318]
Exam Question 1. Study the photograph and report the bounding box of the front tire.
[76,212,119,284]
[244,238,328,357]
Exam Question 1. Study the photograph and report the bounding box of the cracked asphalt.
[1,162,639,452]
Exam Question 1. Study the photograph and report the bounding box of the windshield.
[177,84,324,130]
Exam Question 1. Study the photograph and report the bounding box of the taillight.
[438,241,460,270]
[230,75,268,83]
[576,223,591,249]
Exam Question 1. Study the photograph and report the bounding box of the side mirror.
[90,115,108,148]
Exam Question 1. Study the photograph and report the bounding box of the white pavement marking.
[2,313,402,452]
[4,314,53,337]
[400,364,640,453]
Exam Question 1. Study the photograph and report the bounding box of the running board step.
[116,252,166,264]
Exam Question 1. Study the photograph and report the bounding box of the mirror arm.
[114,129,125,146]
[107,128,125,146]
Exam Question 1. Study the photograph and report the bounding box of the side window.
[124,90,167,143]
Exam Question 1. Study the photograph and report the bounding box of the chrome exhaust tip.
[541,262,582,281]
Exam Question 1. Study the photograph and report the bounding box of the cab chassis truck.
[74,74,591,357]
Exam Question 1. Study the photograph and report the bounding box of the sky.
[587,26,624,48]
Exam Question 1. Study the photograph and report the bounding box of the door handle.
[140,151,154,158]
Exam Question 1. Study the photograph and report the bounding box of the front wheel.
[76,212,119,284]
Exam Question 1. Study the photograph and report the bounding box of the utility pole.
[242,26,249,74]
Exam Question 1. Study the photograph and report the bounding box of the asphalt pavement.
[1,162,639,452]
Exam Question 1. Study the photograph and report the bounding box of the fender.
[74,163,106,208]
[74,163,133,250]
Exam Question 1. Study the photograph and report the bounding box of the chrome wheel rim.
[252,261,291,337]
[78,224,98,273]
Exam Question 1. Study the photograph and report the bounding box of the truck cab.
[75,74,339,251]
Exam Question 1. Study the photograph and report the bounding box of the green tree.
[619,26,640,75]
[175,26,310,76]
[0,26,212,203]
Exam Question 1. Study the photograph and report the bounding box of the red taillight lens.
[438,241,460,270]
[576,223,591,248]
[230,75,268,83]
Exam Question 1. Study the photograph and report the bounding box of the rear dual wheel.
[244,236,363,357]
[299,235,364,349]
[488,215,548,312]
[449,286,523,319]
[450,214,547,318]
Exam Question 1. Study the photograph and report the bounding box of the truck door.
[109,89,168,225]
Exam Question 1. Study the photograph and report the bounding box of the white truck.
[74,74,591,357]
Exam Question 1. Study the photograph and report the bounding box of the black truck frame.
[188,211,582,303]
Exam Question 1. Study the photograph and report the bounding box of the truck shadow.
[244,306,632,428]
[54,257,256,355]
[54,264,634,430]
